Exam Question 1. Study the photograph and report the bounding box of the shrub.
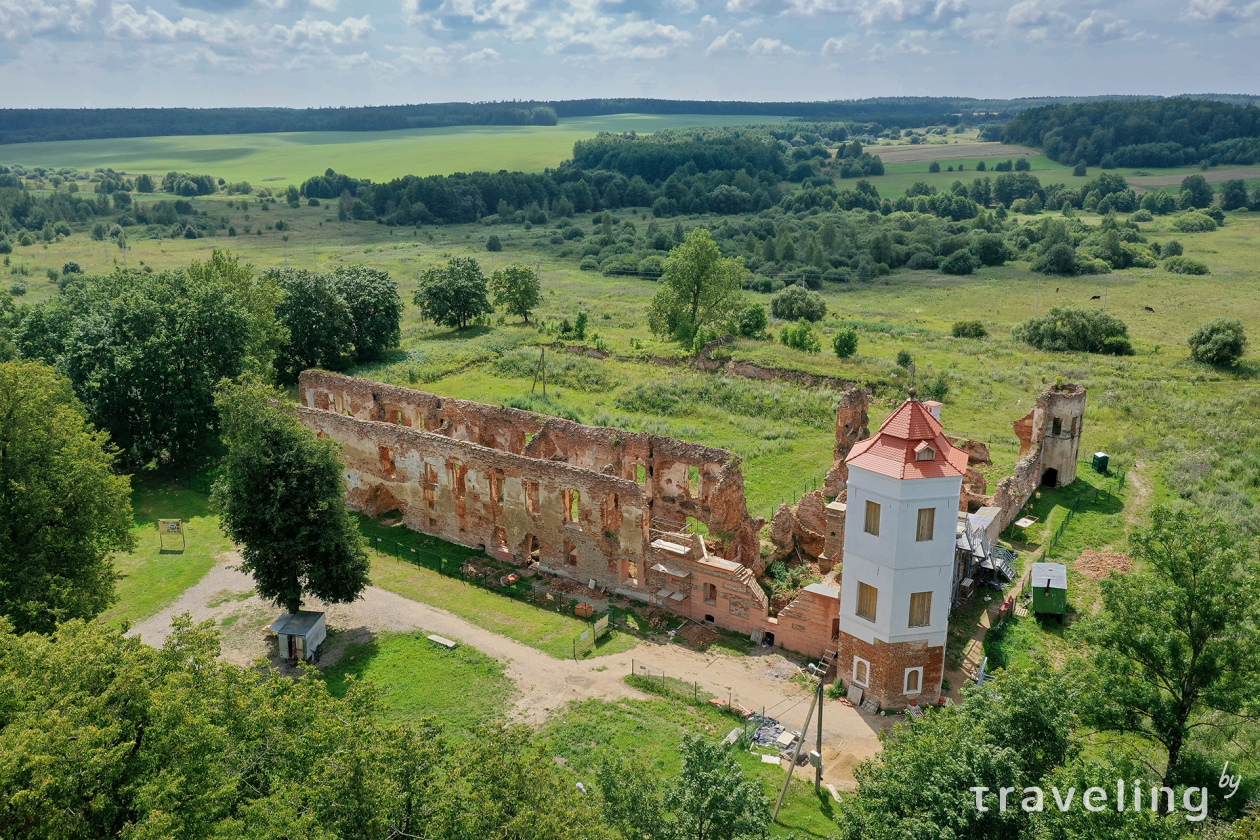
[906,251,938,270]
[1012,306,1134,355]
[61,260,82,275]
[969,234,1010,267]
[1161,239,1183,256]
[486,234,502,251]
[919,371,950,402]
[770,285,827,322]
[1032,243,1079,276]
[0,239,10,255]
[951,320,988,339]
[832,328,858,359]
[736,303,768,337]
[578,256,599,271]
[780,318,822,353]
[895,350,914,368]
[940,249,976,275]
[928,161,940,173]
[308,198,320,207]
[1164,256,1209,275]
[1188,318,1247,366]
[1172,212,1217,233]
[1130,209,1153,222]
[9,280,27,296]
[18,233,34,247]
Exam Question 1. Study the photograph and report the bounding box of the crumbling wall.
[824,387,871,497]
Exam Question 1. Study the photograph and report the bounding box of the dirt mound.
[1074,550,1132,579]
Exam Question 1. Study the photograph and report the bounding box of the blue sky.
[0,0,1255,108]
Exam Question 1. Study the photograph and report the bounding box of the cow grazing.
[1144,306,1155,312]
[1090,295,1101,300]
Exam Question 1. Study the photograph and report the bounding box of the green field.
[322,630,514,729]
[0,114,789,185]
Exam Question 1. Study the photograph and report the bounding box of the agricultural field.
[0,114,790,185]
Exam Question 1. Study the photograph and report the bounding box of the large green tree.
[0,617,612,840]
[647,227,746,347]
[414,257,492,330]
[489,263,542,324]
[330,264,405,363]
[1078,506,1260,794]
[598,734,769,840]
[212,379,369,615]
[0,361,134,634]
[271,268,356,382]
[15,266,257,467]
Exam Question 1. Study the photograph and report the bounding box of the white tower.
[836,393,967,709]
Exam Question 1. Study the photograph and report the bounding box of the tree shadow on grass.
[426,324,494,342]
[317,627,379,696]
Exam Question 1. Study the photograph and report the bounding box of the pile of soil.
[1074,550,1133,579]
[675,622,721,649]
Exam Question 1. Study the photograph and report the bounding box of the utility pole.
[815,676,824,794]
[774,662,827,820]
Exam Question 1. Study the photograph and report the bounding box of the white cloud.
[891,34,928,51]
[0,0,97,41]
[700,12,718,24]
[269,15,372,45]
[545,2,692,59]
[705,27,744,51]
[1073,9,1132,41]
[461,45,500,60]
[747,35,799,53]
[1183,0,1260,20]
[820,32,858,53]
[403,0,537,35]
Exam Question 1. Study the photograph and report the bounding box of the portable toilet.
[269,610,327,662]
[1030,562,1067,619]
[1091,452,1110,474]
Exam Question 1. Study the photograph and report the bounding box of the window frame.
[864,500,881,537]
[852,656,870,688]
[904,667,923,695]
[856,581,878,622]
[916,507,935,542]
[908,591,933,628]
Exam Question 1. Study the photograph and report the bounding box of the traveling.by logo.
[970,780,1210,822]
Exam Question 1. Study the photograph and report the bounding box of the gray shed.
[269,610,327,662]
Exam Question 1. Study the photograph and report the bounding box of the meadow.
[0,114,789,185]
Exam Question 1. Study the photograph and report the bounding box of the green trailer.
[1030,562,1068,619]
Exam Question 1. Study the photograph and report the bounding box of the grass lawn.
[101,476,233,628]
[321,630,514,730]
[363,515,639,660]
[0,114,789,185]
[544,694,841,838]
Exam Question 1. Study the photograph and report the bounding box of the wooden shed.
[1030,563,1067,618]
[269,610,327,662]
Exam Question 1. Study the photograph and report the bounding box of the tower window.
[864,500,881,536]
[908,591,932,627]
[904,667,923,695]
[916,507,935,542]
[1051,417,1062,436]
[856,582,878,622]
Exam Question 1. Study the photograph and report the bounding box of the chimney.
[923,400,943,422]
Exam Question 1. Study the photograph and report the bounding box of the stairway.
[815,642,838,681]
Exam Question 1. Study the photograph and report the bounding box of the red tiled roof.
[845,399,969,480]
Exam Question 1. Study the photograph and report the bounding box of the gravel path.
[130,554,890,789]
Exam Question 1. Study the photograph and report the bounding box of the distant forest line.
[3,94,1260,145]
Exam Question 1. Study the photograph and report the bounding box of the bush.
[928,161,940,173]
[736,303,768,337]
[1012,306,1134,355]
[780,318,822,353]
[919,371,950,402]
[895,350,914,368]
[940,249,976,275]
[18,233,34,247]
[906,250,938,270]
[1164,256,1209,275]
[1130,209,1153,222]
[1161,239,1183,256]
[1172,212,1217,233]
[832,327,858,359]
[9,281,27,296]
[1073,161,1087,176]
[0,239,10,255]
[770,285,827,322]
[969,234,1010,267]
[1187,318,1247,366]
[61,260,82,275]
[486,234,502,251]
[951,320,988,338]
[578,256,599,271]
[1032,242,1079,276]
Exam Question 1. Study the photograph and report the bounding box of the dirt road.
[130,555,891,789]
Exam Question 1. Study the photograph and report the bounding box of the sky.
[0,0,1256,108]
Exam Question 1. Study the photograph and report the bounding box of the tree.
[833,327,859,359]
[928,161,940,173]
[1188,317,1247,366]
[489,263,541,324]
[213,379,370,616]
[135,173,154,193]
[941,249,976,275]
[969,234,1010,266]
[647,228,747,347]
[770,285,826,322]
[1078,507,1260,794]
[598,735,768,840]
[736,302,767,337]
[414,257,492,330]
[486,233,502,251]
[1013,306,1134,355]
[0,361,134,634]
[951,319,988,338]
[330,264,404,364]
[272,268,355,382]
[1220,179,1249,211]
[1178,174,1214,210]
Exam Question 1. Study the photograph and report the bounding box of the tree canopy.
[414,257,493,330]
[489,263,542,324]
[647,227,746,347]
[212,379,370,615]
[1188,317,1247,366]
[1012,306,1134,355]
[0,360,134,634]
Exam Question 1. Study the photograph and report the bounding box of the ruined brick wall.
[824,387,871,497]
[990,382,1087,532]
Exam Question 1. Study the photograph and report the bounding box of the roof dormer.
[914,441,936,461]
